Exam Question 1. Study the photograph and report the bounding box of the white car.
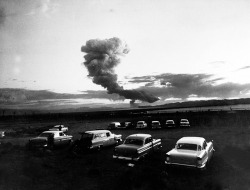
[165,137,215,169]
[49,125,68,132]
[166,120,175,128]
[151,121,161,129]
[136,121,147,129]
[107,122,121,129]
[179,119,190,127]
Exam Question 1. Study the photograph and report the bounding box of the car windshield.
[39,133,53,137]
[124,138,143,146]
[81,133,93,140]
[50,128,59,130]
[137,122,144,124]
[181,119,188,122]
[167,121,174,124]
[176,143,197,151]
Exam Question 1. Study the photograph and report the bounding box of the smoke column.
[81,37,159,103]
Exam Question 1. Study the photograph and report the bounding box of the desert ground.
[0,110,250,190]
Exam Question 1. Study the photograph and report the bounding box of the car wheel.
[97,145,103,151]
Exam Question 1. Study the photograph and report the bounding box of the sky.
[1,0,250,109]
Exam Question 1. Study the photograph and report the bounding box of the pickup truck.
[72,130,122,152]
[28,131,73,149]
[113,134,162,161]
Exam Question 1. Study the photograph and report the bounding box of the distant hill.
[139,98,250,109]
[1,98,250,116]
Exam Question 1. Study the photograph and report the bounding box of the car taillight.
[166,154,170,162]
[197,157,202,166]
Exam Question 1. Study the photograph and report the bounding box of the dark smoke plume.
[81,37,159,103]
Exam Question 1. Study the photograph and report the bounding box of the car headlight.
[197,157,202,166]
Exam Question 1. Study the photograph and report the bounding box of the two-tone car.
[72,130,122,152]
[107,122,121,130]
[28,131,73,149]
[113,134,162,161]
[165,137,214,169]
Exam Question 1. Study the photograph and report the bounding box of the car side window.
[94,134,100,139]
[106,132,110,137]
[145,137,152,144]
[203,141,207,149]
[100,133,106,138]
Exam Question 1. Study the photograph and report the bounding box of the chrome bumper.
[113,155,139,161]
[165,161,206,169]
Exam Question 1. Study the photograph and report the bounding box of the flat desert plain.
[0,111,250,190]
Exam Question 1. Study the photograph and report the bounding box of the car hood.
[29,137,48,142]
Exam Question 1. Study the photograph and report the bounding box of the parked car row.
[27,126,215,170]
[108,119,190,130]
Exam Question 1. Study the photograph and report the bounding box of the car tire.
[97,145,103,151]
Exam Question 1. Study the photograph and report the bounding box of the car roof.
[126,134,151,140]
[84,130,110,134]
[152,121,160,123]
[53,125,64,128]
[177,137,205,146]
[43,131,62,134]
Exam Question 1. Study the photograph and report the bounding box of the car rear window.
[176,143,197,151]
[124,139,143,146]
[81,133,93,140]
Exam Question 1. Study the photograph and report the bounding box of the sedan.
[166,120,175,128]
[165,137,215,170]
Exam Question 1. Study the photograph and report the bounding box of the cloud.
[127,73,250,101]
[236,66,250,71]
[28,0,59,16]
[81,37,159,103]
[207,61,226,65]
[0,88,123,104]
[1,72,250,107]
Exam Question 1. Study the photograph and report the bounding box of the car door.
[202,141,213,163]
[144,137,153,154]
[92,133,105,148]
[53,133,61,146]
[105,132,114,146]
[101,133,110,147]
[59,132,70,146]
[205,141,214,160]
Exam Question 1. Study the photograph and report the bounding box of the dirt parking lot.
[0,112,250,190]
